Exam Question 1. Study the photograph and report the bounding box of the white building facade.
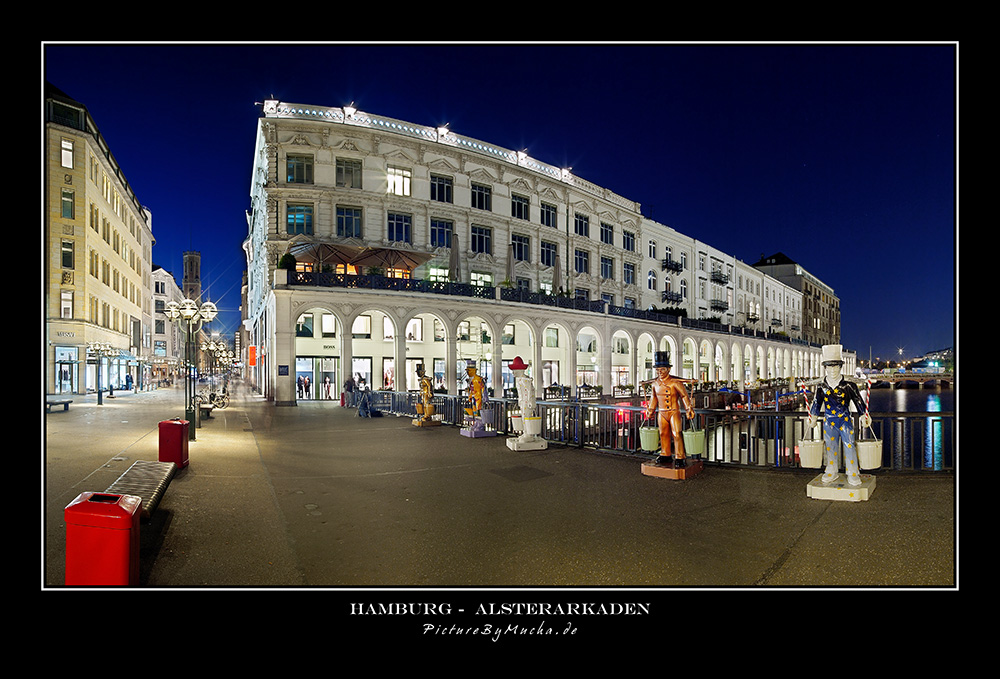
[243,99,839,405]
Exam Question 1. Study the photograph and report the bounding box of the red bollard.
[64,492,142,586]
[158,418,189,468]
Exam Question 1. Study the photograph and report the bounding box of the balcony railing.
[285,271,821,349]
[350,391,955,473]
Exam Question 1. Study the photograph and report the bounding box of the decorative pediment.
[468,166,498,183]
[508,176,534,193]
[427,157,460,173]
[383,147,418,165]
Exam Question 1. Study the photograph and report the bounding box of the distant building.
[151,265,184,382]
[44,83,155,395]
[752,252,840,347]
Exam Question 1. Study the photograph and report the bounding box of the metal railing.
[350,391,955,473]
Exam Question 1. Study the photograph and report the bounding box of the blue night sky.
[43,42,957,364]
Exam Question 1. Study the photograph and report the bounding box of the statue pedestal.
[806,474,876,502]
[461,427,495,438]
[412,418,440,427]
[640,458,704,480]
[506,436,547,451]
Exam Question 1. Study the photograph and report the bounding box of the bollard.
[158,418,190,468]
[64,492,142,586]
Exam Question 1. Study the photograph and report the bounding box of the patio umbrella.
[352,246,434,273]
[285,240,363,270]
[449,234,462,282]
[552,253,562,293]
[506,242,515,285]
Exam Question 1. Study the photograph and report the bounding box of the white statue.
[506,356,546,450]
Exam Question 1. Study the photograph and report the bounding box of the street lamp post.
[87,341,116,405]
[164,299,217,440]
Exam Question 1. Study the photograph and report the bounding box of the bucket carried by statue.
[639,415,660,452]
[858,423,882,470]
[799,421,824,468]
[682,416,705,458]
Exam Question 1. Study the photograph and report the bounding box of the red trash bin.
[64,492,142,586]
[158,418,189,468]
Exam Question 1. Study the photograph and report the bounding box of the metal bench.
[104,460,177,521]
[46,399,73,412]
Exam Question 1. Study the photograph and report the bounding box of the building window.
[540,203,557,228]
[648,240,656,259]
[337,206,363,238]
[61,139,74,169]
[541,241,557,268]
[574,213,589,238]
[622,230,636,252]
[336,158,363,189]
[387,212,412,243]
[600,222,614,245]
[430,174,453,203]
[647,270,657,290]
[430,219,453,248]
[601,256,614,280]
[61,189,75,219]
[286,154,313,183]
[624,297,636,309]
[623,262,635,286]
[471,271,493,287]
[575,249,589,275]
[471,225,492,255]
[60,291,73,319]
[429,267,450,282]
[61,240,75,269]
[511,234,530,262]
[471,183,492,211]
[387,166,411,196]
[511,194,529,220]
[287,204,313,235]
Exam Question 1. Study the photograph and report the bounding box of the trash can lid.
[64,492,142,529]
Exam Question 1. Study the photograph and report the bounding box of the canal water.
[864,386,954,470]
[866,386,954,413]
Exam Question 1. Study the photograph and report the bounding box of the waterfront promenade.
[43,384,956,589]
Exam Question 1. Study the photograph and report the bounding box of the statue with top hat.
[645,351,695,468]
[806,344,872,486]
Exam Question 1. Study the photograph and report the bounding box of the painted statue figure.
[465,359,489,431]
[806,344,872,486]
[509,356,535,419]
[645,351,695,468]
[416,363,434,421]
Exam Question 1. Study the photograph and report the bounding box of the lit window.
[61,139,74,169]
[387,166,411,196]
